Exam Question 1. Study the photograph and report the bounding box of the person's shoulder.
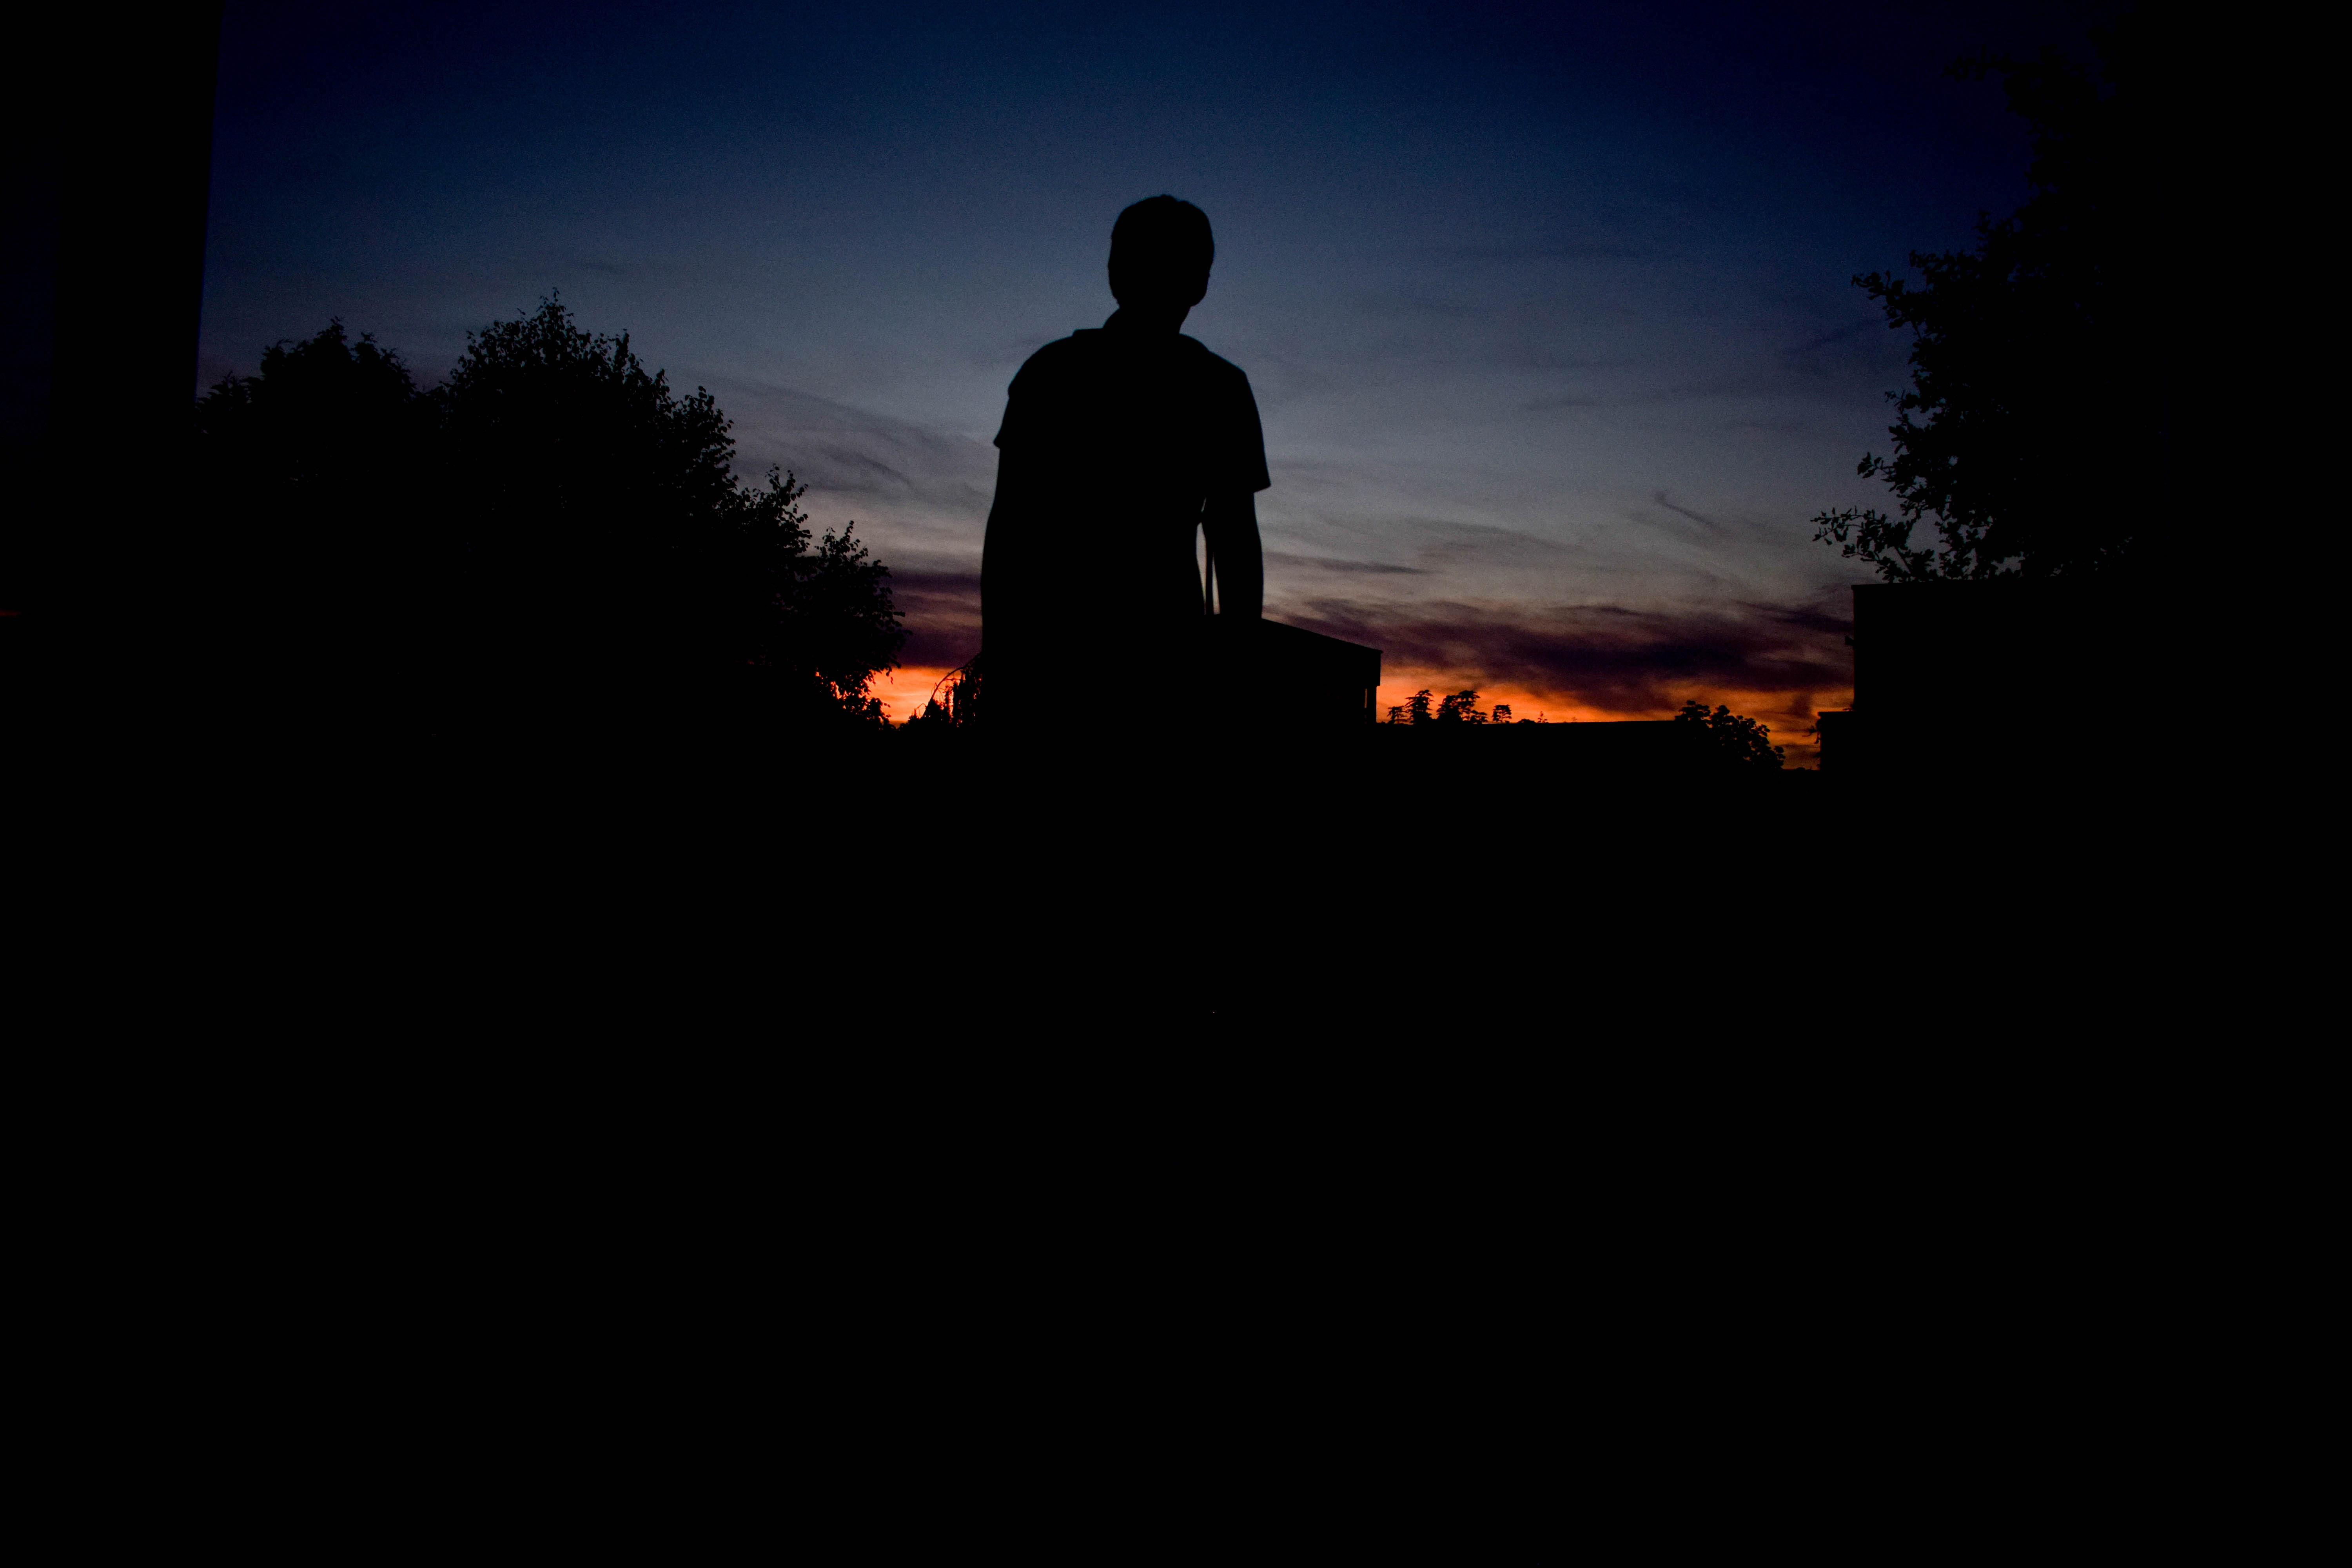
[1011,330,1106,388]
[1178,336,1254,390]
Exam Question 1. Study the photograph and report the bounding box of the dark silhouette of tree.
[1385,688,1435,724]
[195,319,428,495]
[1385,688,1517,724]
[1674,699,1784,770]
[1434,690,1488,724]
[1814,14,2173,580]
[192,320,437,700]
[718,470,900,726]
[194,299,904,735]
[434,296,902,724]
[905,654,985,730]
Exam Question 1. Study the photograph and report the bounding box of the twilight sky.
[199,0,2118,749]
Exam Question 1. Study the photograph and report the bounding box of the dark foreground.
[350,720,2189,1046]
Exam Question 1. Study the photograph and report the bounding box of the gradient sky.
[199,0,2119,750]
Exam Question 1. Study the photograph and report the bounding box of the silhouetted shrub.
[435,297,901,723]
[1674,699,1784,770]
[196,298,904,735]
[193,319,438,702]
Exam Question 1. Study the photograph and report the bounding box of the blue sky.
[199,0,2118,739]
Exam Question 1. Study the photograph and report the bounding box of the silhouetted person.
[982,196,1268,731]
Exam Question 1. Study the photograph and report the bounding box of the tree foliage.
[195,319,429,495]
[193,321,438,691]
[1434,690,1486,724]
[905,654,985,731]
[1673,699,1784,770]
[1385,688,1516,724]
[435,298,901,720]
[195,298,903,731]
[1814,16,2171,581]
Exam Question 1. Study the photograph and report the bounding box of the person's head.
[1109,196,1214,315]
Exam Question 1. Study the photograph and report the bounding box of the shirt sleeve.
[995,339,1079,451]
[992,363,1028,450]
[1227,368,1271,495]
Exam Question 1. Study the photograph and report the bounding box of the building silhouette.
[1817,579,2153,778]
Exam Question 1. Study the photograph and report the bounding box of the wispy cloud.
[709,376,998,526]
[1280,595,1851,721]
[882,567,983,669]
[1263,550,1430,577]
[1650,490,1721,530]
[1784,319,1873,360]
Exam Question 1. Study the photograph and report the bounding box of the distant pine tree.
[1385,688,1516,724]
[1383,691,1515,729]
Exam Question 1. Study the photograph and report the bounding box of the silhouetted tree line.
[194,297,902,739]
[1815,9,2179,580]
[1385,689,1515,724]
[1380,688,1782,769]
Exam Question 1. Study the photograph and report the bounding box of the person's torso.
[1012,330,1250,512]
[998,329,1257,625]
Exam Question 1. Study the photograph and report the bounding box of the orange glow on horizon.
[870,665,962,722]
[1371,667,1842,763]
[871,662,1843,764]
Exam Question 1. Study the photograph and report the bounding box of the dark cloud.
[1263,550,1429,577]
[1278,595,1851,719]
[797,441,918,491]
[1405,519,1573,571]
[1651,490,1721,529]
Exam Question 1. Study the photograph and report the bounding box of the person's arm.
[1203,491,1262,619]
[982,445,1039,634]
